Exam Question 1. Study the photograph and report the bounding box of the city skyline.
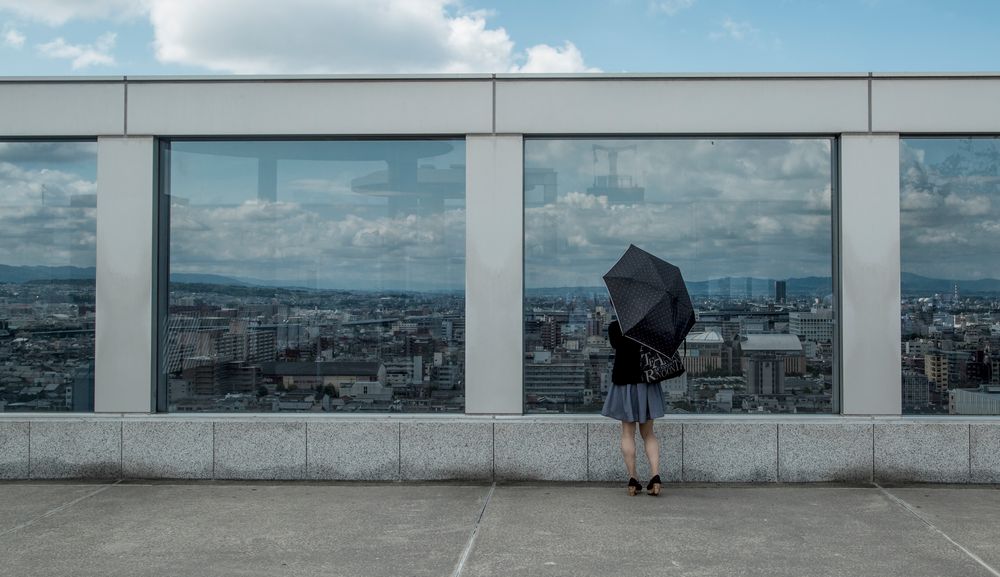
[162,281,465,413]
[11,261,1000,292]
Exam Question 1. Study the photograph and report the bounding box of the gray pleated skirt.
[601,382,666,423]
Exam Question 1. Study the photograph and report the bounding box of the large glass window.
[900,137,1000,415]
[524,138,835,414]
[160,140,465,412]
[0,141,97,412]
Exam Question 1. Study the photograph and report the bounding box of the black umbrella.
[603,244,696,356]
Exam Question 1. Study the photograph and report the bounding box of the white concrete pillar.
[95,136,156,413]
[840,134,901,415]
[465,135,524,414]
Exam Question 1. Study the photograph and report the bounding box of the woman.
[601,318,665,496]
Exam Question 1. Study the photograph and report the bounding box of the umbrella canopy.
[603,244,696,356]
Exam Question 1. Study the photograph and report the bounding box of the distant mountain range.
[2,265,999,297]
[170,274,461,293]
[171,273,251,286]
[685,276,832,296]
[531,273,1000,297]
[900,272,1000,294]
[527,276,834,297]
[0,265,95,283]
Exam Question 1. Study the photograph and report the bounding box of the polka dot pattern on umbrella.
[603,244,696,356]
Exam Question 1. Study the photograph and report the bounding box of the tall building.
[924,350,970,393]
[739,334,804,395]
[789,308,834,344]
[541,320,562,350]
[218,362,260,395]
[525,351,587,406]
[71,364,94,412]
[682,330,729,375]
[775,280,787,303]
[747,357,786,395]
[586,316,602,337]
[902,370,931,409]
[181,358,225,397]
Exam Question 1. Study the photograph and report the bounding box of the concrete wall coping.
[3,414,1000,424]
[2,72,1000,84]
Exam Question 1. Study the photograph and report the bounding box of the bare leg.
[620,421,637,479]
[639,419,659,477]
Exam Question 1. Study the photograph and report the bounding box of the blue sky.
[0,0,997,76]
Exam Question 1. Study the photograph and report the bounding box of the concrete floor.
[1,482,998,577]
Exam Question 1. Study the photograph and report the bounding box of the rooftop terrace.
[2,481,999,577]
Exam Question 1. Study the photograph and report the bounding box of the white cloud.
[650,0,695,15]
[523,139,835,286]
[777,144,828,178]
[900,187,938,211]
[511,42,599,73]
[899,140,1000,281]
[525,193,828,285]
[3,25,24,48]
[750,215,782,236]
[0,160,97,267]
[788,214,827,237]
[147,0,596,74]
[151,0,454,74]
[805,185,832,211]
[943,192,991,216]
[169,200,466,289]
[0,0,596,73]
[559,191,609,210]
[0,0,147,26]
[0,204,96,266]
[442,10,515,72]
[977,221,1000,235]
[710,18,758,41]
[899,140,926,166]
[0,161,97,205]
[37,32,117,69]
[915,230,968,246]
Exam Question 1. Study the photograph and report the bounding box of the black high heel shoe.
[646,474,661,496]
[627,477,643,496]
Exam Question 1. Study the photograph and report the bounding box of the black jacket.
[608,320,643,385]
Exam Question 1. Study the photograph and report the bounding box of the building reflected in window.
[161,140,466,412]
